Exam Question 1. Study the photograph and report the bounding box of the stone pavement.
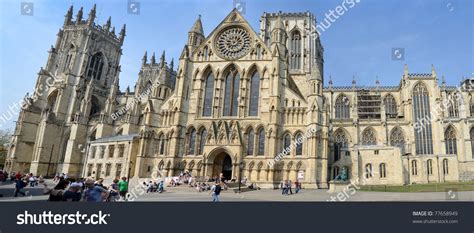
[1,181,473,202]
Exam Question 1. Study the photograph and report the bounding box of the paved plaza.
[1,181,473,202]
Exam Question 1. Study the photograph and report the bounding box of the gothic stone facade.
[4,6,474,188]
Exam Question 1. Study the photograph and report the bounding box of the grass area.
[359,181,474,192]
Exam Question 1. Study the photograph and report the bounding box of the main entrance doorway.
[212,153,233,181]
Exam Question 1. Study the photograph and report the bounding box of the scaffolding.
[357,90,381,119]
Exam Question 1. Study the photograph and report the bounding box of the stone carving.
[334,167,348,181]
[215,26,251,60]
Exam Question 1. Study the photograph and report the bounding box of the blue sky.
[0,0,472,130]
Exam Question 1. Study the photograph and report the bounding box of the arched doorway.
[212,153,233,181]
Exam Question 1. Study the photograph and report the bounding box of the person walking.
[14,178,27,197]
[118,177,129,201]
[295,180,300,194]
[158,180,164,193]
[210,182,222,202]
[288,180,293,195]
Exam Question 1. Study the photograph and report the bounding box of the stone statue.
[334,167,348,181]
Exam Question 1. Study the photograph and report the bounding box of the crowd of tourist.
[43,176,131,202]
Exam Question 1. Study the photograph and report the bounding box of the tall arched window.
[365,164,373,178]
[159,134,165,155]
[384,94,397,118]
[361,128,376,145]
[247,128,254,156]
[445,126,457,154]
[257,128,265,155]
[443,159,449,175]
[289,30,301,70]
[282,134,291,155]
[427,159,433,175]
[87,53,104,80]
[379,163,387,178]
[223,66,240,116]
[187,128,196,155]
[471,128,474,159]
[248,70,260,116]
[295,133,303,156]
[333,129,349,161]
[411,160,418,175]
[89,96,101,117]
[203,46,209,61]
[447,93,460,118]
[413,83,434,154]
[198,128,207,155]
[202,72,214,117]
[47,90,59,111]
[335,95,350,119]
[390,127,405,154]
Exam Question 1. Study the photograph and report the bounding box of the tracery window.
[87,53,104,80]
[390,127,405,154]
[202,72,214,117]
[445,126,457,154]
[248,70,260,116]
[187,128,196,155]
[361,128,376,146]
[335,95,350,119]
[223,66,240,116]
[384,94,397,118]
[333,129,348,161]
[295,133,303,156]
[289,30,301,70]
[247,128,254,156]
[198,129,207,155]
[413,83,434,154]
[447,93,460,118]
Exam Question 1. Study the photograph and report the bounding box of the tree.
[0,129,12,169]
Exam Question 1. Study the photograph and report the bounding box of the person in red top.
[295,180,301,194]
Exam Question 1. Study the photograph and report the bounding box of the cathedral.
[4,6,474,188]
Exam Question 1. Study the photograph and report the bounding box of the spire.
[352,76,356,87]
[189,15,204,35]
[64,5,73,26]
[328,76,333,88]
[87,4,96,25]
[104,16,112,31]
[431,64,437,77]
[119,24,126,43]
[111,26,115,35]
[142,51,147,66]
[151,52,156,65]
[442,76,446,89]
[76,7,83,25]
[188,15,205,47]
[170,58,174,70]
[160,50,166,67]
[404,64,408,77]
[375,76,380,86]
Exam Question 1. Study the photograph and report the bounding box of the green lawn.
[359,181,474,192]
